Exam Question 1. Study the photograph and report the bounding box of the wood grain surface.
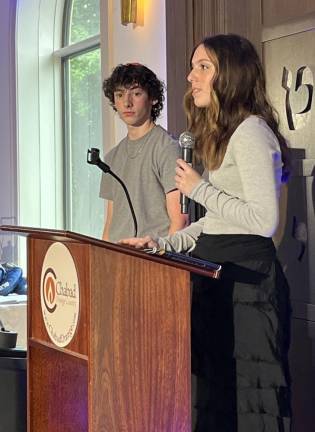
[90,246,191,431]
[25,232,192,431]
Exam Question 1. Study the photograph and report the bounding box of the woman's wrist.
[188,179,208,200]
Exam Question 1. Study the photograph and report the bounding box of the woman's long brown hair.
[184,34,290,182]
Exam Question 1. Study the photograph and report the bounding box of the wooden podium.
[0,226,220,432]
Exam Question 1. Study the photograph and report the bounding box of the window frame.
[54,0,101,233]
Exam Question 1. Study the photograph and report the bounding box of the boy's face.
[113,84,154,127]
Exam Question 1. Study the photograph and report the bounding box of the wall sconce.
[121,0,137,25]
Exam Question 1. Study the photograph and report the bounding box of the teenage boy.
[100,63,187,242]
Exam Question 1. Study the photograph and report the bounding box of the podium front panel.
[90,246,191,431]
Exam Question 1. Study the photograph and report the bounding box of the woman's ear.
[152,99,158,106]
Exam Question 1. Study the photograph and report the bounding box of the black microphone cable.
[87,148,138,237]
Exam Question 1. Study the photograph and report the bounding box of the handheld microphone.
[87,148,138,237]
[179,132,195,214]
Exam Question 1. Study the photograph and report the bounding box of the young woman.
[120,34,291,432]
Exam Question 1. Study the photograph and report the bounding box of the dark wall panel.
[263,0,315,27]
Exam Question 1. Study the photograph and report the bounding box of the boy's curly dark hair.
[103,63,165,122]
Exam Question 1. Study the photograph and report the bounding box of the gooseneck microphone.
[179,131,195,214]
[87,148,138,237]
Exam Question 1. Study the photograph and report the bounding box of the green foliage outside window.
[64,0,103,238]
[69,0,100,44]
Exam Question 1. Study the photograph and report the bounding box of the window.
[62,0,103,238]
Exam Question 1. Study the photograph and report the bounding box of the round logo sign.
[40,242,80,347]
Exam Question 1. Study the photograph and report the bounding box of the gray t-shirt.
[100,125,180,242]
[158,116,283,252]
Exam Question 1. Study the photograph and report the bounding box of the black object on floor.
[0,348,26,432]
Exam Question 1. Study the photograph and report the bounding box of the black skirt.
[191,234,291,432]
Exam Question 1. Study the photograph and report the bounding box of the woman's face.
[187,44,216,108]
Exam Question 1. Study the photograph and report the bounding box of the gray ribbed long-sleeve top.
[158,116,283,253]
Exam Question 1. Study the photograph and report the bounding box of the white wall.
[16,0,64,230]
[0,0,18,261]
[100,0,167,148]
[0,0,17,223]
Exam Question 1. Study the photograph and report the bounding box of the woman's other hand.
[118,236,158,249]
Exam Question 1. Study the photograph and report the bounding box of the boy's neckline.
[127,122,156,141]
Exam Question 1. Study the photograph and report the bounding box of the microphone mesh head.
[179,131,195,149]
